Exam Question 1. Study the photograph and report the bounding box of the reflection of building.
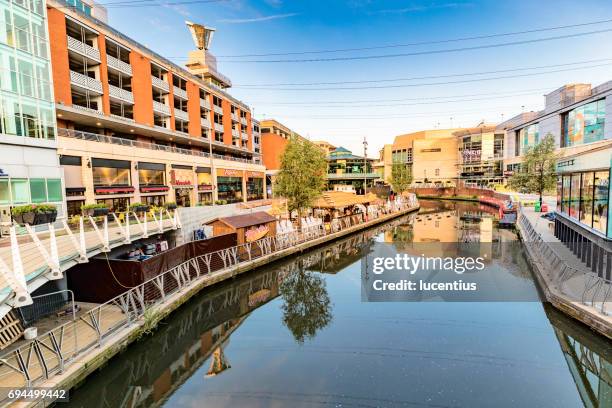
[47,2,265,214]
[391,129,463,186]
[0,0,65,232]
[326,147,378,193]
[455,125,504,187]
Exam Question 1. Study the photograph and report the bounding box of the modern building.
[454,125,504,187]
[391,129,462,186]
[313,140,336,155]
[326,147,377,193]
[0,0,65,234]
[46,2,266,215]
[499,81,612,240]
[259,119,305,197]
[373,144,392,183]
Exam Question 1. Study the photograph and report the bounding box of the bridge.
[0,210,181,321]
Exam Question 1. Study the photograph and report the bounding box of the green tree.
[280,263,333,344]
[274,136,327,219]
[508,133,558,206]
[387,163,413,194]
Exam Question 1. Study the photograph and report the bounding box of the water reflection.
[64,200,611,408]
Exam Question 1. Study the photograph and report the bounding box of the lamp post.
[363,136,368,195]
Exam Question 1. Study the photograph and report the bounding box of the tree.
[280,263,332,344]
[508,133,558,206]
[387,163,413,194]
[274,137,327,219]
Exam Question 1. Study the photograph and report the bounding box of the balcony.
[106,54,132,76]
[201,117,211,128]
[240,116,247,125]
[152,100,171,116]
[241,132,249,140]
[200,98,211,110]
[173,86,188,100]
[231,113,238,122]
[67,36,100,62]
[108,84,134,104]
[231,128,239,137]
[214,122,224,132]
[151,75,169,93]
[174,108,189,121]
[70,70,103,94]
[213,105,223,115]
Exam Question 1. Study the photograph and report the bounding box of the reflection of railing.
[518,209,611,315]
[0,200,418,392]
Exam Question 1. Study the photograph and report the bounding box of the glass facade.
[0,0,56,140]
[217,176,242,203]
[0,177,62,205]
[246,177,263,201]
[138,169,164,186]
[558,170,609,235]
[518,123,539,154]
[92,167,131,186]
[562,99,606,147]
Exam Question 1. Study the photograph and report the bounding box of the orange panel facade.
[96,33,110,115]
[131,51,154,126]
[261,133,289,171]
[47,7,71,105]
[186,81,201,137]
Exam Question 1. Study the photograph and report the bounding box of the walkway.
[0,211,181,319]
[518,206,611,338]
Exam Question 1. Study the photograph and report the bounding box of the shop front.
[139,162,168,207]
[246,171,265,201]
[196,166,214,205]
[92,158,134,211]
[61,155,86,217]
[170,165,194,207]
[217,169,243,203]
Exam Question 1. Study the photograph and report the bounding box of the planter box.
[164,204,177,210]
[131,205,150,213]
[12,210,57,226]
[84,208,110,217]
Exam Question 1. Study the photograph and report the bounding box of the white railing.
[214,122,224,132]
[231,113,238,122]
[67,36,100,62]
[201,117,211,128]
[152,100,171,116]
[0,199,417,393]
[106,54,132,76]
[200,98,211,110]
[241,132,249,140]
[231,128,239,137]
[213,105,223,115]
[70,70,103,94]
[108,84,134,104]
[151,75,169,93]
[72,104,103,115]
[173,86,188,100]
[240,116,247,125]
[174,108,189,121]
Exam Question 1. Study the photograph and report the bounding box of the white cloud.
[161,2,192,17]
[375,2,473,14]
[219,12,298,24]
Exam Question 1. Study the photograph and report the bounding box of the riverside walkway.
[0,199,419,405]
[0,211,181,319]
[518,206,612,339]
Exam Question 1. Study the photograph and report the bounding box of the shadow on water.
[63,200,611,408]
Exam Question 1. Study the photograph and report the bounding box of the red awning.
[95,186,135,194]
[140,186,169,193]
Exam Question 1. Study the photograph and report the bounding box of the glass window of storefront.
[558,170,609,234]
[247,177,264,201]
[518,124,539,154]
[47,179,62,201]
[562,99,606,147]
[0,180,10,204]
[93,167,131,186]
[138,169,164,186]
[29,178,46,203]
[143,195,165,207]
[10,179,28,203]
[67,200,84,217]
[217,176,242,203]
[96,197,130,213]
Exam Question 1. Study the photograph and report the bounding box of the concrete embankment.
[15,205,419,407]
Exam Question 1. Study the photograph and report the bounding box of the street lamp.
[363,136,368,195]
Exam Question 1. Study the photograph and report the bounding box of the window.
[579,172,594,227]
[67,200,85,217]
[29,178,46,203]
[92,167,130,186]
[593,171,609,234]
[0,180,9,204]
[562,99,606,147]
[47,179,62,202]
[139,169,165,185]
[559,170,610,234]
[10,179,28,203]
[561,175,570,213]
[569,174,581,219]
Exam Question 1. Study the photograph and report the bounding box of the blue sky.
[106,0,612,155]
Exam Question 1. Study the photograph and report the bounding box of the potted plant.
[81,203,109,217]
[12,204,58,226]
[164,201,177,210]
[129,202,150,213]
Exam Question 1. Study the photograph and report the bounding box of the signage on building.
[462,149,481,162]
[557,159,575,170]
[219,169,244,177]
[503,171,514,177]
[246,171,264,178]
[198,184,214,191]
[170,169,193,186]
[0,168,7,177]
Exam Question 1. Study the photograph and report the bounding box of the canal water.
[65,200,611,408]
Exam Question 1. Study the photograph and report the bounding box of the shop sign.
[220,169,243,178]
[198,184,214,191]
[503,171,514,177]
[95,186,135,195]
[246,171,264,178]
[170,169,193,186]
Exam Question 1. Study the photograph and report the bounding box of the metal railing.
[108,84,134,104]
[518,209,611,315]
[213,105,223,115]
[214,122,224,132]
[0,198,417,392]
[70,70,103,94]
[174,108,189,121]
[240,116,247,125]
[151,75,169,93]
[173,86,188,100]
[152,100,171,116]
[231,113,238,122]
[201,117,211,128]
[200,98,211,110]
[326,172,381,180]
[66,36,100,62]
[106,54,132,76]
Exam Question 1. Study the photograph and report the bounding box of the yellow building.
[313,140,337,155]
[373,144,393,183]
[391,129,463,186]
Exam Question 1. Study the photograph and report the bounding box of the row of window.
[557,170,610,235]
[0,178,63,205]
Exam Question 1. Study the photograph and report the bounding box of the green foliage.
[387,163,413,193]
[274,137,327,216]
[80,203,108,211]
[129,202,147,209]
[11,203,57,215]
[508,133,558,204]
[214,200,228,205]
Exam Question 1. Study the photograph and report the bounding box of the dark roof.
[210,211,276,229]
